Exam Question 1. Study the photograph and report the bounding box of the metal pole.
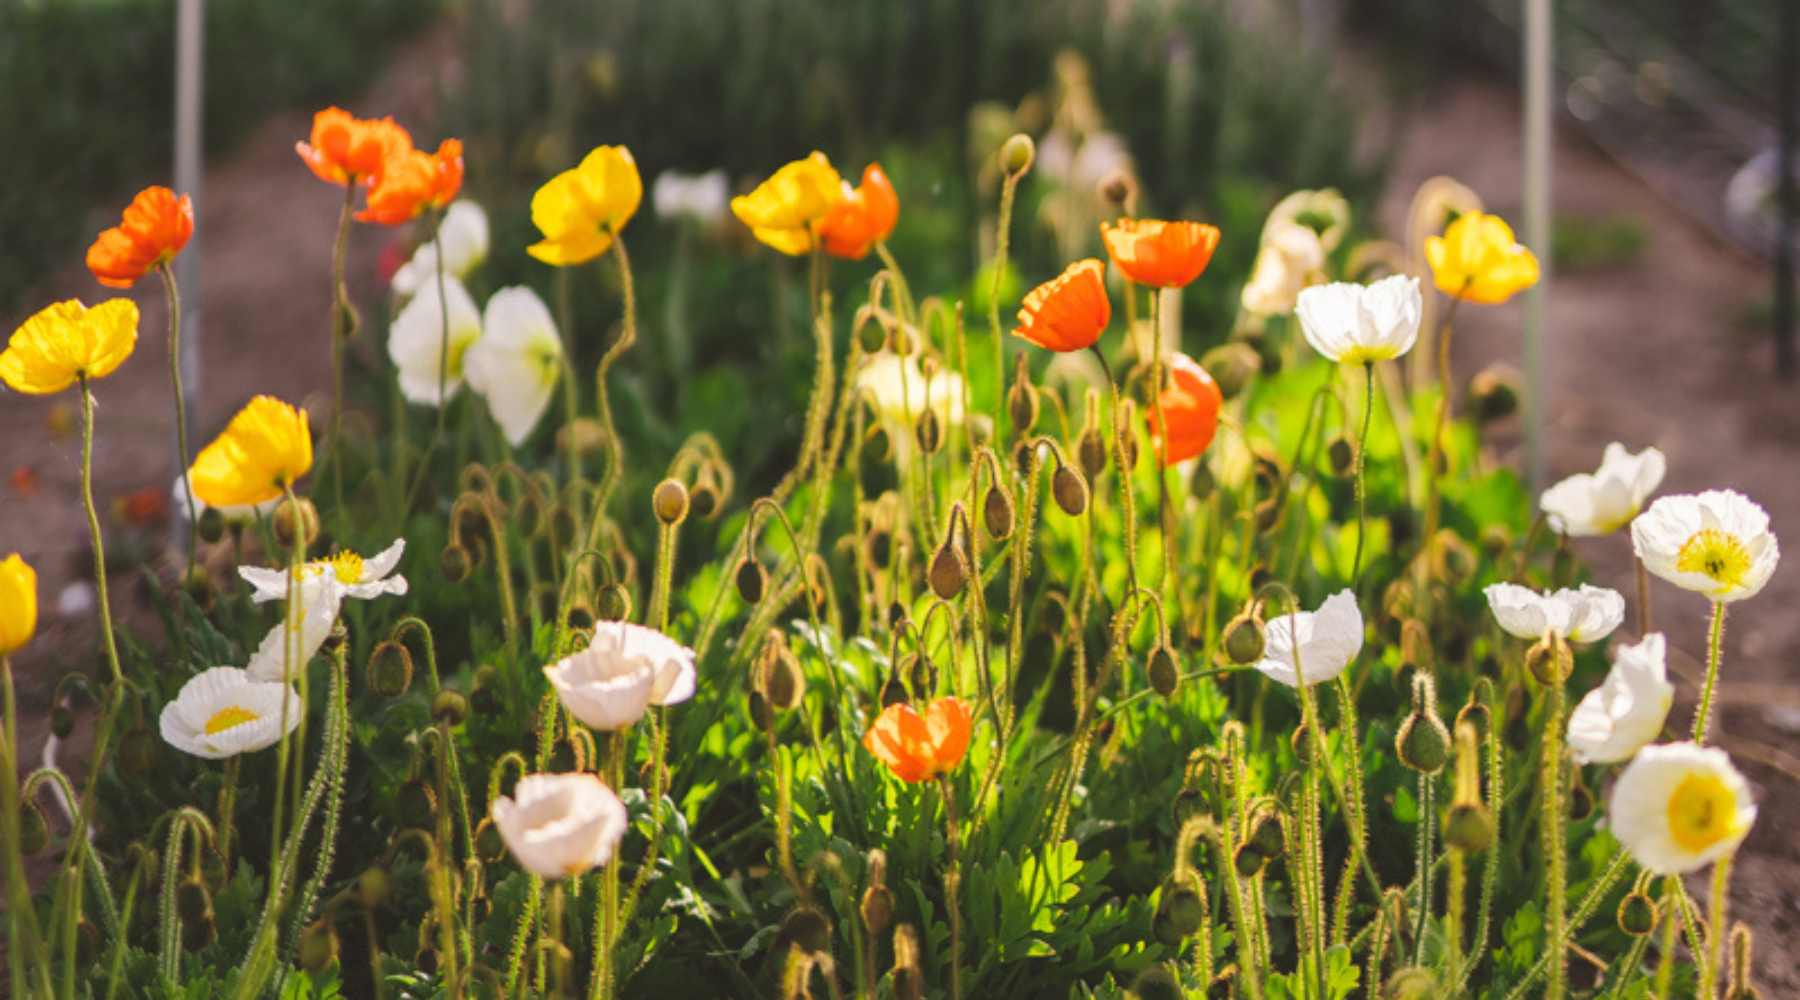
[173,0,204,527]
[1523,0,1552,489]
[1778,0,1796,379]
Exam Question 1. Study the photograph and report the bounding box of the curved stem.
[78,378,123,685]
[569,233,639,617]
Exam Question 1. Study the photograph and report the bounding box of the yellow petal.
[0,554,36,655]
[527,231,612,267]
[750,224,817,257]
[81,298,140,381]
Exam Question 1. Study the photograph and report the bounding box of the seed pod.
[273,496,320,548]
[729,555,769,605]
[1000,133,1035,175]
[652,478,690,526]
[358,866,394,909]
[915,409,942,454]
[983,486,1015,540]
[1223,609,1266,665]
[197,505,226,545]
[440,544,472,584]
[1051,464,1089,517]
[781,905,833,955]
[1617,890,1658,936]
[1443,802,1494,853]
[297,918,340,972]
[1148,646,1179,698]
[1326,434,1356,478]
[366,640,414,698]
[432,689,470,727]
[928,539,968,600]
[1199,342,1261,399]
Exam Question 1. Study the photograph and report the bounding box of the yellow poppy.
[730,152,844,255]
[526,145,642,266]
[0,299,139,395]
[0,554,36,655]
[189,396,314,507]
[1424,213,1540,304]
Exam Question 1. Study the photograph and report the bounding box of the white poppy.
[171,472,278,525]
[652,169,729,225]
[465,287,564,447]
[391,200,490,299]
[1254,590,1364,688]
[1568,632,1674,764]
[243,572,343,683]
[545,622,696,731]
[1630,490,1779,603]
[490,773,629,879]
[855,353,966,461]
[1294,274,1422,365]
[388,275,483,406]
[1240,222,1325,316]
[1607,742,1755,875]
[1482,583,1624,643]
[159,666,302,759]
[239,541,407,604]
[1540,443,1666,537]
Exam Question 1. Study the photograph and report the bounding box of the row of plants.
[0,35,1783,1000]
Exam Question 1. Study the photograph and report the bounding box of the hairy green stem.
[1692,602,1727,743]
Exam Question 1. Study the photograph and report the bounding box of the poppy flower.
[391,200,489,299]
[1254,590,1363,688]
[159,667,302,760]
[1424,212,1540,304]
[86,187,194,288]
[1483,583,1625,643]
[465,286,565,446]
[0,553,36,655]
[527,145,642,266]
[1294,275,1423,365]
[188,395,313,508]
[1608,742,1755,875]
[1100,218,1221,288]
[1014,259,1110,352]
[730,152,844,256]
[491,773,629,880]
[1568,633,1674,766]
[1630,491,1779,604]
[386,275,483,406]
[819,163,899,260]
[296,107,413,187]
[544,622,696,731]
[0,299,139,395]
[1539,442,1666,537]
[357,139,464,226]
[1147,352,1223,466]
[862,697,972,783]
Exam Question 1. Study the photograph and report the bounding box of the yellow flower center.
[1674,529,1751,591]
[1665,772,1739,853]
[304,550,364,584]
[204,705,260,735]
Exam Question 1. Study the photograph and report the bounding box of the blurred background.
[2,0,1797,984]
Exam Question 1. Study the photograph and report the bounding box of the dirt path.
[1378,79,1800,990]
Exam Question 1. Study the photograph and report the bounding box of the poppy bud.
[735,558,767,605]
[1116,406,1140,472]
[928,540,968,600]
[690,479,720,520]
[860,849,892,933]
[395,780,437,827]
[1617,891,1658,937]
[1443,802,1494,853]
[1008,362,1039,434]
[298,918,339,972]
[1223,609,1265,665]
[879,667,907,708]
[857,319,886,353]
[984,485,1015,540]
[1326,434,1356,478]
[1199,342,1261,399]
[51,703,74,740]
[1051,464,1089,517]
[1396,674,1451,775]
[1727,924,1758,1000]
[475,817,506,863]
[968,413,994,449]
[1131,964,1183,1000]
[1469,365,1521,424]
[357,866,394,909]
[1568,767,1595,821]
[75,917,99,965]
[273,496,319,549]
[432,689,469,727]
[1001,133,1035,176]
[178,565,215,612]
[181,910,217,951]
[652,478,689,526]
[1429,530,1476,585]
[19,803,48,855]
[366,640,414,698]
[440,544,472,584]
[916,409,943,454]
[549,504,579,548]
[1148,646,1179,698]
[888,326,915,357]
[1384,968,1438,1000]
[780,905,833,955]
[1526,634,1573,686]
[197,505,226,545]
[1098,167,1137,209]
[176,875,212,925]
[763,651,807,713]
[1234,841,1268,878]
[747,689,776,732]
[119,726,157,776]
[1159,880,1206,937]
[596,582,632,622]
[1247,810,1285,859]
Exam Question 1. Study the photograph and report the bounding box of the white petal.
[1484,583,1561,639]
[467,287,564,446]
[245,578,343,683]
[491,773,627,879]
[1607,742,1755,874]
[388,276,483,407]
[160,667,302,759]
[1358,274,1421,359]
[237,565,295,603]
[1294,282,1361,362]
[1559,585,1625,643]
[361,539,407,582]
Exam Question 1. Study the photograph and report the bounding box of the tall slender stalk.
[77,377,124,687]
[1351,362,1375,588]
[1543,668,1569,1000]
[158,263,197,566]
[328,183,359,510]
[937,774,963,1000]
[1692,602,1727,743]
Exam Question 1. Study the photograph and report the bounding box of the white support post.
[1523,0,1552,491]
[173,0,204,536]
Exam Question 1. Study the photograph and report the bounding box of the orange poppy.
[862,697,972,783]
[357,139,465,225]
[1147,352,1223,466]
[296,106,414,187]
[1014,259,1110,352]
[85,187,194,289]
[819,163,899,260]
[1101,218,1222,289]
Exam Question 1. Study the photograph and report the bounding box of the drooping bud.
[779,905,833,955]
[1396,673,1450,774]
[984,485,1015,540]
[1384,968,1439,1000]
[736,558,767,605]
[878,667,907,708]
[51,703,74,740]
[1051,463,1089,517]
[1469,364,1521,424]
[747,689,775,733]
[432,688,470,727]
[1429,529,1477,585]
[652,478,690,526]
[761,645,807,713]
[272,496,320,548]
[197,505,226,545]
[182,565,215,611]
[1443,802,1494,853]
[1148,646,1179,698]
[1160,879,1206,937]
[366,640,414,698]
[1252,497,1281,535]
[860,849,893,935]
[916,408,943,454]
[19,802,48,855]
[1077,427,1107,482]
[1326,434,1356,478]
[357,866,394,909]
[181,909,217,951]
[1000,133,1035,176]
[1223,607,1266,665]
[1098,167,1137,211]
[470,664,502,715]
[928,537,968,600]
[297,918,340,972]
[176,875,212,926]
[394,779,437,825]
[690,479,721,520]
[440,544,472,584]
[1567,766,1595,821]
[1116,399,1140,471]
[1617,890,1658,937]
[1199,342,1261,399]
[591,582,629,623]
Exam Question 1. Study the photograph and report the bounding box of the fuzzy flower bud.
[1052,463,1089,517]
[1396,673,1450,774]
[652,477,690,526]
[1000,133,1035,176]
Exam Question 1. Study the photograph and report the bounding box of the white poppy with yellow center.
[465,287,565,447]
[388,275,483,406]
[1630,490,1778,603]
[1568,632,1674,765]
[239,540,407,603]
[1254,590,1364,688]
[490,773,628,879]
[1540,442,1666,537]
[159,666,302,759]
[1483,583,1624,643]
[1607,742,1755,874]
[1294,274,1423,366]
[391,200,490,300]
